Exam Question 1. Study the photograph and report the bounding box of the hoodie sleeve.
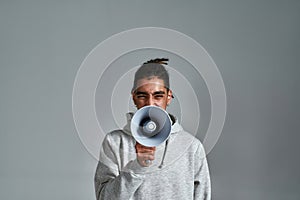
[94,133,145,200]
[193,143,211,200]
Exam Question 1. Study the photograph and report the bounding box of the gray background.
[1,0,299,199]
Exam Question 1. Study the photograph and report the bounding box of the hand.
[135,142,156,167]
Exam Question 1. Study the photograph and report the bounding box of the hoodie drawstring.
[158,139,169,169]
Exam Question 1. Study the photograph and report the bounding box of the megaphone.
[131,105,172,147]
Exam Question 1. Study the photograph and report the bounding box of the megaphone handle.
[145,160,152,165]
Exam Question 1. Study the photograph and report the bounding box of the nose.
[146,96,155,106]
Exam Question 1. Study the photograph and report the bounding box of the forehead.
[135,77,166,91]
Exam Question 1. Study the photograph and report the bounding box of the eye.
[154,94,164,99]
[137,95,147,99]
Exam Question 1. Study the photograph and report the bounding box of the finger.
[147,155,155,161]
[139,147,155,152]
[135,143,156,151]
[136,147,156,154]
[137,149,155,154]
[137,153,155,161]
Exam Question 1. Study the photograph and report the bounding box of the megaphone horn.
[131,105,172,147]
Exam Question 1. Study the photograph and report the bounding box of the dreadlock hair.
[132,58,170,92]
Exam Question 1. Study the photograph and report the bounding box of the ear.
[131,91,137,105]
[167,89,173,105]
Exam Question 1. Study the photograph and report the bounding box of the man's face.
[132,77,172,110]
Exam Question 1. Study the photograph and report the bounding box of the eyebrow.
[153,91,166,95]
[134,91,166,95]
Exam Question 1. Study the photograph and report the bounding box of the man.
[94,58,211,199]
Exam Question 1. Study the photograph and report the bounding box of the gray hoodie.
[94,113,211,200]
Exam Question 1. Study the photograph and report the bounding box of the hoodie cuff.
[122,159,152,175]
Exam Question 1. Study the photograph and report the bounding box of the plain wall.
[1,0,299,199]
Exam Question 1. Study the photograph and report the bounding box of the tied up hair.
[132,58,170,92]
